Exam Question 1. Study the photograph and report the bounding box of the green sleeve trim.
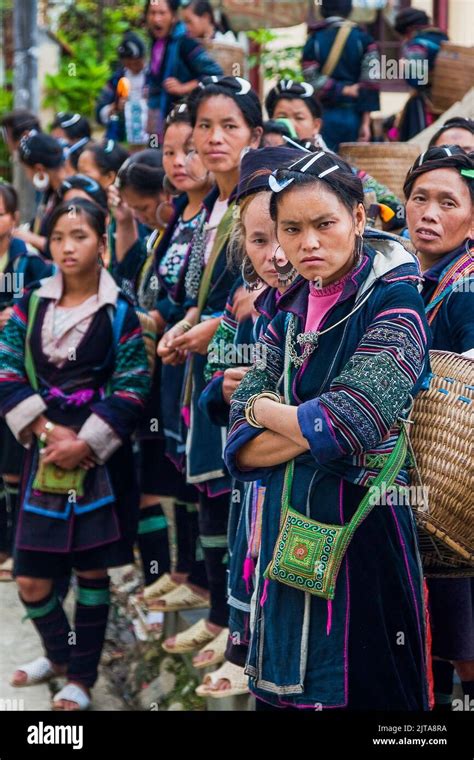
[137,515,168,534]
[77,587,111,606]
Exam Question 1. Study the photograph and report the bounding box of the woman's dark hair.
[428,118,474,149]
[394,7,429,35]
[184,1,215,22]
[0,182,18,214]
[188,77,263,129]
[269,152,364,220]
[144,0,181,16]
[51,112,91,141]
[18,132,64,168]
[265,80,322,120]
[47,198,107,239]
[262,120,294,140]
[81,140,130,176]
[404,146,474,201]
[0,109,41,142]
[67,138,91,170]
[164,102,192,134]
[116,148,165,197]
[58,174,109,211]
[321,0,353,19]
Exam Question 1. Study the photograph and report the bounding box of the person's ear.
[250,127,264,149]
[13,210,20,226]
[104,171,116,188]
[313,118,322,136]
[355,202,366,236]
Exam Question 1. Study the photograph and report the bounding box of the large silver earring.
[241,255,261,291]
[354,234,363,266]
[155,200,174,228]
[272,249,297,287]
[163,175,180,197]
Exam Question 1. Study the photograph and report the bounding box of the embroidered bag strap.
[196,201,236,315]
[182,201,236,408]
[321,21,355,78]
[279,309,409,532]
[425,246,474,325]
[25,291,41,392]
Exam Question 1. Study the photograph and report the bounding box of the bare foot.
[53,682,90,710]
[151,583,209,610]
[208,678,231,693]
[11,661,67,687]
[165,620,222,653]
[170,572,188,584]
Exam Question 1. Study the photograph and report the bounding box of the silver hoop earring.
[163,175,180,197]
[354,234,363,266]
[272,248,297,287]
[155,200,174,228]
[33,171,50,191]
[241,255,261,292]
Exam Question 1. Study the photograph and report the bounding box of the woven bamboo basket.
[338,143,419,201]
[431,43,474,114]
[409,351,474,576]
[202,41,246,77]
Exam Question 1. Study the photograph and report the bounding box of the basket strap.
[342,424,409,550]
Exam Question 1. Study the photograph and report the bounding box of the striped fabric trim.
[76,587,111,606]
[138,515,168,534]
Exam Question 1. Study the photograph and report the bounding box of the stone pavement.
[0,579,125,711]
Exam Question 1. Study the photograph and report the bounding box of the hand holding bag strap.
[25,291,41,391]
[321,21,355,78]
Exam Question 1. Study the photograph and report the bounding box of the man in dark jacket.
[394,7,449,141]
[302,0,380,151]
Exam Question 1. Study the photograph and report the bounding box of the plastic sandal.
[143,573,178,602]
[148,583,210,612]
[195,661,249,699]
[192,627,229,669]
[10,656,57,687]
[0,557,13,582]
[162,618,217,654]
[52,683,91,711]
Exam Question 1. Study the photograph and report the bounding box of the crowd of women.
[0,0,473,716]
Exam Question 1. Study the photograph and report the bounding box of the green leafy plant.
[247,28,303,82]
[43,0,146,120]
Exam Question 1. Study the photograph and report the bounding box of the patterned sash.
[425,245,474,326]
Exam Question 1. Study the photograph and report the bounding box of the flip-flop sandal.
[162,618,217,654]
[130,598,164,641]
[143,573,178,602]
[0,557,13,582]
[148,583,210,612]
[52,683,91,711]
[195,661,249,699]
[10,656,57,687]
[192,627,229,669]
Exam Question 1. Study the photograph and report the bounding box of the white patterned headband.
[268,151,340,193]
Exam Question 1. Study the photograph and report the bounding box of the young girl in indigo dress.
[0,199,150,710]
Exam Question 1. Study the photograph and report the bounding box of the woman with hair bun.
[405,146,474,711]
[155,76,263,663]
[224,150,431,710]
[17,132,67,256]
[77,140,130,190]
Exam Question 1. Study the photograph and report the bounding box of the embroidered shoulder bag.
[264,424,409,600]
